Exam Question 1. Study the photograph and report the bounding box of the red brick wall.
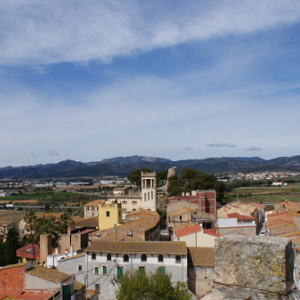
[0,265,25,298]
[197,191,216,215]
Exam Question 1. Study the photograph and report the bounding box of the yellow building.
[98,201,122,230]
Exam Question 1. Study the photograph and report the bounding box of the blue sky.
[1,0,300,167]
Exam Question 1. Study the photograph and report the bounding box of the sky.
[1,0,300,167]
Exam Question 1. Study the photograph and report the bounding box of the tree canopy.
[116,270,191,300]
[167,168,226,204]
[0,226,22,266]
[127,168,152,189]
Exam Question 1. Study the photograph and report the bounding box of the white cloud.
[184,147,193,151]
[47,150,60,156]
[247,146,262,151]
[206,143,237,148]
[0,0,299,66]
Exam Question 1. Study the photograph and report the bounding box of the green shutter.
[139,266,145,275]
[103,266,107,274]
[117,266,123,279]
[95,267,99,274]
[158,267,165,275]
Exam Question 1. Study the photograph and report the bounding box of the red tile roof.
[227,213,254,221]
[16,244,40,259]
[175,224,201,238]
[249,202,266,210]
[203,229,221,237]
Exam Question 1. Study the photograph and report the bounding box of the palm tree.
[35,216,60,248]
[24,210,37,261]
[58,213,75,234]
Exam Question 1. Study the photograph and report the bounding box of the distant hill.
[0,155,300,179]
[100,155,171,164]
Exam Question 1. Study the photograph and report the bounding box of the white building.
[57,240,188,300]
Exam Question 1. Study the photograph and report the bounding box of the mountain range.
[1,155,300,179]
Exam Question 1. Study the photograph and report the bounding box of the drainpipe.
[86,252,89,289]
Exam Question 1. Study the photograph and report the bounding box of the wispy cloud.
[184,146,193,151]
[47,150,60,156]
[247,146,262,151]
[206,143,237,148]
[0,1,299,66]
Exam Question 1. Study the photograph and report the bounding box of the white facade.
[57,241,187,300]
[141,172,157,211]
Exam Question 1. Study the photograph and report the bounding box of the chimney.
[70,245,74,256]
[40,234,52,265]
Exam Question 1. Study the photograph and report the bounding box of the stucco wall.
[188,266,214,298]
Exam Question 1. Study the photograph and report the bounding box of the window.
[103,266,107,275]
[94,267,100,274]
[95,284,100,292]
[77,264,83,271]
[123,255,129,262]
[91,253,96,260]
[158,255,164,262]
[175,255,181,264]
[106,211,110,217]
[139,266,145,275]
[141,254,147,262]
[117,266,123,279]
[107,254,111,261]
[158,267,165,275]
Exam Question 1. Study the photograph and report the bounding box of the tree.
[0,241,6,266]
[116,270,191,300]
[35,216,60,247]
[127,168,152,189]
[156,169,168,187]
[58,213,75,234]
[167,168,226,203]
[4,227,21,265]
[24,209,38,261]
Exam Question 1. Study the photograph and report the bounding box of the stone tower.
[141,171,157,211]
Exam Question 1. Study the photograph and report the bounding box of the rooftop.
[227,213,255,221]
[175,224,201,238]
[86,241,187,255]
[187,247,214,267]
[16,244,40,259]
[26,265,71,283]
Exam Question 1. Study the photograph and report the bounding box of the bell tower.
[141,171,157,211]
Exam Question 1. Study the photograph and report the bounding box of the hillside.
[1,155,300,179]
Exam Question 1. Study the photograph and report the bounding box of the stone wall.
[203,235,295,300]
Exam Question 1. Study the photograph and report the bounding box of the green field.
[230,184,300,204]
[0,192,98,204]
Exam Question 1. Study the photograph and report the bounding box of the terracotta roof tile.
[168,207,193,217]
[227,213,254,221]
[26,265,71,283]
[84,200,105,207]
[203,229,221,237]
[75,217,98,228]
[175,224,201,238]
[249,202,266,210]
[16,244,40,259]
[187,247,214,267]
[86,241,187,255]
